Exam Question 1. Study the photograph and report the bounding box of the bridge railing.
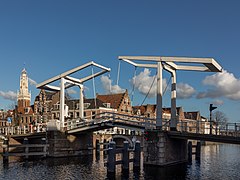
[218,123,240,137]
[0,124,47,136]
[65,112,174,132]
[90,111,158,129]
[64,112,157,130]
[178,120,240,137]
[178,120,209,134]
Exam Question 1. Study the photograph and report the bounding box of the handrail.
[1,112,239,138]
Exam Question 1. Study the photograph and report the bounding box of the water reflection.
[144,164,188,180]
[0,144,240,179]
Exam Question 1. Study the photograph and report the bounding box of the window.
[137,109,141,115]
[54,104,60,110]
[103,103,111,108]
[24,108,29,113]
[92,111,96,119]
[147,113,150,118]
[84,103,90,109]
[69,112,73,118]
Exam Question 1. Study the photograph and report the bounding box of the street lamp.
[209,104,217,134]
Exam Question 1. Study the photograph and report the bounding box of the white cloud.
[130,68,167,98]
[177,83,196,99]
[66,89,77,94]
[101,75,125,94]
[197,70,240,100]
[29,78,37,86]
[0,91,17,101]
[211,99,224,106]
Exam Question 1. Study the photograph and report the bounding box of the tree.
[212,110,228,129]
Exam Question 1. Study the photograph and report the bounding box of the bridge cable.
[133,72,171,114]
[116,61,121,86]
[130,66,137,102]
[108,72,112,94]
[133,71,157,114]
[163,75,171,95]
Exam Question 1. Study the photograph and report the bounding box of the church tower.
[17,68,31,108]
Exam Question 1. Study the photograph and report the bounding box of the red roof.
[96,91,127,109]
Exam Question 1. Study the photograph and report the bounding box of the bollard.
[107,141,116,174]
[103,139,108,155]
[188,141,192,162]
[196,141,201,161]
[3,138,9,165]
[95,139,100,156]
[41,138,47,157]
[23,138,29,159]
[30,125,33,133]
[133,141,140,168]
[122,141,129,171]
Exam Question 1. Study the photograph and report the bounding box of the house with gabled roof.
[133,104,185,120]
[96,89,132,114]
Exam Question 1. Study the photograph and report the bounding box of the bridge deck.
[167,131,240,145]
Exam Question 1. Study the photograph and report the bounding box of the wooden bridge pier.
[2,137,49,165]
[188,141,201,162]
[107,140,141,176]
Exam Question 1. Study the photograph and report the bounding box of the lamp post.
[209,104,217,135]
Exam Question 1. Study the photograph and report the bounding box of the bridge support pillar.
[47,130,93,157]
[143,130,187,166]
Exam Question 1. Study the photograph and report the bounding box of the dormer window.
[137,109,141,115]
[103,103,111,108]
[84,103,90,109]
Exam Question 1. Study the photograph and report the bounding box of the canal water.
[0,144,239,180]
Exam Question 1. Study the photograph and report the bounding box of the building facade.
[17,69,34,127]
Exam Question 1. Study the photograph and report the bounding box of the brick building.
[17,68,34,127]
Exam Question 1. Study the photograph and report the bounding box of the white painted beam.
[176,65,210,71]
[119,56,222,72]
[79,70,109,83]
[92,62,111,72]
[65,76,82,84]
[164,62,178,70]
[36,61,93,88]
[119,56,161,61]
[41,85,60,91]
[121,59,157,68]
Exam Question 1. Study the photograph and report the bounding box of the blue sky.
[0,1,240,122]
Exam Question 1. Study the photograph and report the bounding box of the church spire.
[17,68,31,108]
